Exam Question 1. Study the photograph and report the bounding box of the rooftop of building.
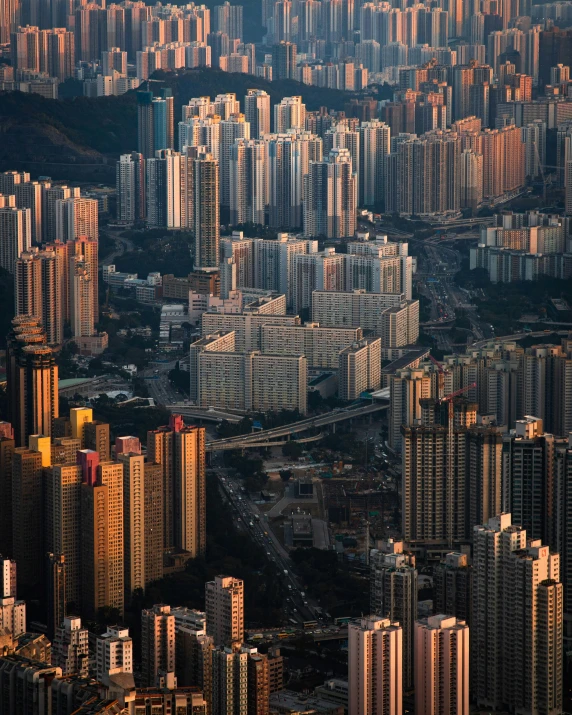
[381,347,431,374]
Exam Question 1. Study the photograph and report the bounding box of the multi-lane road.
[214,465,322,626]
[142,359,182,406]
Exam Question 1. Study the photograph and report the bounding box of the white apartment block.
[347,236,413,299]
[197,350,307,414]
[190,331,237,400]
[292,248,345,313]
[0,557,25,640]
[348,616,402,715]
[0,596,26,640]
[274,96,306,133]
[260,323,363,369]
[0,201,31,274]
[96,626,133,685]
[310,289,419,347]
[414,615,470,715]
[201,311,299,352]
[53,616,89,678]
[388,366,434,452]
[381,301,420,349]
[344,253,402,294]
[220,232,318,307]
[338,337,382,400]
[311,289,403,329]
[205,575,244,646]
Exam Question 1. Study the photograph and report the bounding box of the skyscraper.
[402,416,480,548]
[472,514,563,714]
[15,250,62,347]
[14,180,43,244]
[118,452,146,601]
[359,120,390,207]
[68,235,99,317]
[193,152,220,270]
[0,0,19,45]
[55,197,98,242]
[173,607,213,700]
[303,147,357,239]
[414,615,470,715]
[0,197,31,274]
[141,604,176,687]
[0,427,15,556]
[174,426,206,557]
[137,91,155,159]
[265,131,322,231]
[6,316,59,447]
[273,96,306,133]
[433,552,472,625]
[220,113,250,208]
[46,553,66,640]
[147,421,177,552]
[205,575,244,646]
[70,407,93,447]
[244,89,271,139]
[43,185,80,243]
[70,257,95,340]
[144,461,164,585]
[370,539,417,691]
[348,616,402,715]
[116,152,146,225]
[229,139,267,227]
[388,366,433,452]
[11,447,43,590]
[74,4,103,62]
[146,149,182,229]
[244,646,270,715]
[215,1,243,40]
[84,421,110,462]
[502,416,554,542]
[211,644,248,714]
[80,454,124,620]
[45,464,82,614]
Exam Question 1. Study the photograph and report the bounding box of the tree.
[282,441,303,459]
[279,469,292,482]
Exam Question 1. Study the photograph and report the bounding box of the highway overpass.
[205,401,389,451]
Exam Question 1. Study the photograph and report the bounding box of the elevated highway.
[205,401,389,451]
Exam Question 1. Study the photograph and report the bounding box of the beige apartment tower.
[144,461,164,585]
[141,604,176,687]
[348,616,403,715]
[174,426,206,558]
[338,337,382,400]
[414,615,470,715]
[472,514,563,714]
[44,464,83,612]
[11,447,43,590]
[205,575,244,646]
[80,461,124,620]
[147,424,176,552]
[118,453,146,600]
[193,152,220,270]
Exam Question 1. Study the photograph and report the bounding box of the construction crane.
[428,354,477,548]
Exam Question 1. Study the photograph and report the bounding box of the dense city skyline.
[1,0,572,713]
